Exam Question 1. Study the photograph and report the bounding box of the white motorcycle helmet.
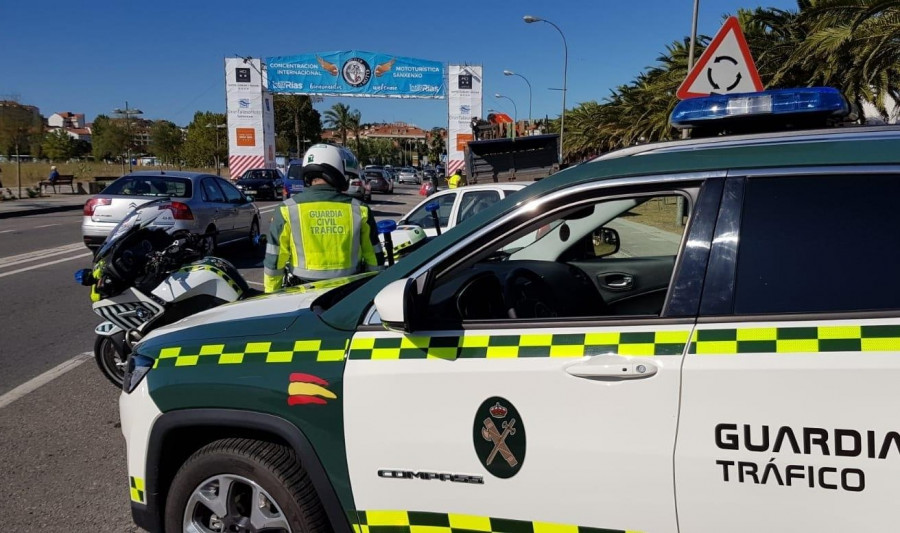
[383,225,427,262]
[302,144,361,191]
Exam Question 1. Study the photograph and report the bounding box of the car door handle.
[566,356,657,380]
[601,273,634,290]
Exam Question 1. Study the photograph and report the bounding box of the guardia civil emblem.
[473,397,525,478]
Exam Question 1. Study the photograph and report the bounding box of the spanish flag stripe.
[288,396,327,406]
[290,373,328,385]
[288,382,337,399]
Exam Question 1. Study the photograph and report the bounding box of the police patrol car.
[121,88,900,532]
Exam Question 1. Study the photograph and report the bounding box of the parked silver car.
[81,171,260,251]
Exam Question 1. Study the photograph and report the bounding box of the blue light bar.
[670,87,849,129]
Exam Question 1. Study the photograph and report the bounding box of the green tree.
[322,103,357,145]
[149,120,184,165]
[427,128,446,164]
[181,111,226,168]
[350,110,363,158]
[274,95,322,156]
[0,102,43,159]
[42,128,76,161]
[91,115,128,161]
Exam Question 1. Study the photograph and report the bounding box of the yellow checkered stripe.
[177,264,242,294]
[129,476,145,504]
[691,324,900,354]
[349,331,691,360]
[153,339,348,368]
[353,510,639,533]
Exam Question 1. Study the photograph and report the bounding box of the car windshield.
[103,176,191,198]
[364,171,383,179]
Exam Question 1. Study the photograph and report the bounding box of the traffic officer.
[447,169,462,189]
[263,144,384,293]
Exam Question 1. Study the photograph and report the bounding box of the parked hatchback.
[82,171,260,251]
[364,169,394,194]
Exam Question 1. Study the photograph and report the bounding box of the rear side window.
[457,190,501,223]
[734,174,900,314]
[201,178,226,203]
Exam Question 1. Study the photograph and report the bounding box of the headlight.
[123,353,155,393]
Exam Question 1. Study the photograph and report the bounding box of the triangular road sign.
[677,16,763,100]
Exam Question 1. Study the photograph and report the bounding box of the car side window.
[457,190,501,224]
[406,193,457,229]
[217,178,246,204]
[734,174,900,314]
[421,190,694,324]
[201,178,226,203]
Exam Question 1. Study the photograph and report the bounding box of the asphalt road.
[0,183,426,531]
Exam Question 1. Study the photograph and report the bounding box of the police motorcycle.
[75,199,259,387]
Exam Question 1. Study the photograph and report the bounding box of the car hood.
[236,179,275,187]
[138,273,376,344]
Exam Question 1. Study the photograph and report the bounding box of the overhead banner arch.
[266,51,445,99]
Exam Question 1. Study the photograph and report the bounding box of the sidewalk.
[0,192,86,219]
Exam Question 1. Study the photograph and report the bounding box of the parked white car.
[399,183,526,237]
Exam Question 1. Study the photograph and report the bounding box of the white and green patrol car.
[121,88,900,532]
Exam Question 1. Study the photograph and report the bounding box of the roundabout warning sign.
[677,17,763,99]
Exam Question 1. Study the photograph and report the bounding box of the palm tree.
[322,103,357,146]
[350,110,362,157]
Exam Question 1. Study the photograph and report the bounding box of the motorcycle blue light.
[377,220,397,234]
[670,87,849,129]
[74,268,94,286]
[425,202,440,213]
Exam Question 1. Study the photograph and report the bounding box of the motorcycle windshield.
[95,198,174,261]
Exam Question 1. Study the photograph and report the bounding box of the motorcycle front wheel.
[95,333,127,388]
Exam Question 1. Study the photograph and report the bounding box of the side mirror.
[592,227,620,257]
[374,278,416,333]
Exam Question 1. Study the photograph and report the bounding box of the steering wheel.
[502,268,558,319]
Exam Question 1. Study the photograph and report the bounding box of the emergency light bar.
[670,87,849,130]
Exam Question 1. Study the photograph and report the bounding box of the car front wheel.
[165,438,328,533]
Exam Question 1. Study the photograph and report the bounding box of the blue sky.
[3,0,798,130]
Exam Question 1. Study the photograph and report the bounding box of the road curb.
[0,203,84,219]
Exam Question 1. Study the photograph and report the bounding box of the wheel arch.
[134,408,353,533]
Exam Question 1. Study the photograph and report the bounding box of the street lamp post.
[206,122,227,176]
[494,94,518,139]
[503,70,532,131]
[524,15,567,165]
[113,101,143,173]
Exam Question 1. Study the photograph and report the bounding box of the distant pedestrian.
[48,166,60,184]
[447,169,462,189]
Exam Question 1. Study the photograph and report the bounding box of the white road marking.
[0,229,14,234]
[258,205,279,214]
[0,252,92,279]
[34,223,60,229]
[0,352,92,410]
[248,280,263,287]
[0,242,84,268]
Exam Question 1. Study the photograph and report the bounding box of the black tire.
[94,333,127,388]
[247,218,261,250]
[165,438,328,533]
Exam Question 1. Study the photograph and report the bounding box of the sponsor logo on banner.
[236,128,256,147]
[239,99,250,108]
[458,74,473,90]
[235,68,251,83]
[342,57,372,87]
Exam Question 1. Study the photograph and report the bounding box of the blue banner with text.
[266,51,445,99]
